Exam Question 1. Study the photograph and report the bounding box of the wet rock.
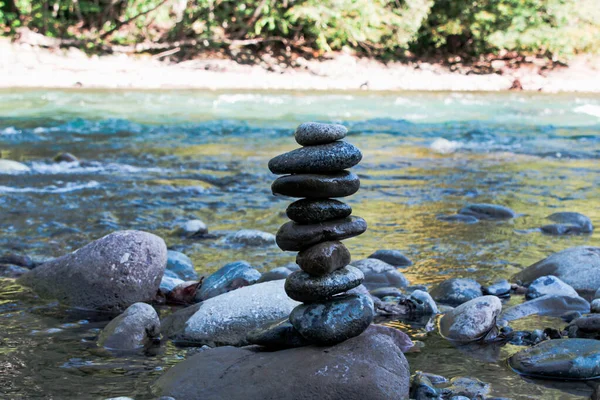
[569,314,600,333]
[499,294,590,323]
[0,159,30,174]
[257,266,294,282]
[370,287,404,299]
[166,250,197,281]
[272,171,360,198]
[513,246,600,297]
[0,253,35,269]
[196,260,261,301]
[53,152,78,163]
[410,372,440,399]
[368,249,412,267]
[290,293,374,345]
[246,318,310,349]
[351,258,409,290]
[409,290,439,315]
[422,372,448,385]
[592,299,600,313]
[430,278,483,306]
[222,229,275,247]
[174,219,208,238]
[509,339,600,380]
[163,280,299,347]
[541,224,588,235]
[547,211,593,233]
[0,264,30,278]
[18,230,167,312]
[160,274,185,294]
[437,214,479,224]
[296,241,350,276]
[526,275,578,300]
[561,311,582,323]
[155,324,410,400]
[98,303,160,350]
[286,198,352,224]
[294,122,347,146]
[482,279,511,297]
[284,266,364,303]
[268,141,362,175]
[439,296,501,342]
[458,203,517,220]
[446,377,491,399]
[276,216,367,251]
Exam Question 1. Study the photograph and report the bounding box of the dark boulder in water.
[437,214,479,224]
[351,258,409,290]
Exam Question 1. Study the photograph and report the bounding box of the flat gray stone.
[294,122,347,146]
[296,241,350,276]
[272,171,360,198]
[286,198,352,224]
[284,266,364,303]
[98,303,160,350]
[439,296,501,342]
[276,216,367,251]
[268,141,362,175]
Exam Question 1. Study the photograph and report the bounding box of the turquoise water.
[1,89,600,399]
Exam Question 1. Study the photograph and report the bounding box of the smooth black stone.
[284,266,364,303]
[368,249,412,267]
[286,199,352,224]
[289,293,374,345]
[458,203,517,220]
[276,216,367,251]
[295,122,347,146]
[247,318,310,349]
[296,241,351,276]
[268,141,362,175]
[271,171,360,198]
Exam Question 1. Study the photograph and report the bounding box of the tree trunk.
[1,0,20,17]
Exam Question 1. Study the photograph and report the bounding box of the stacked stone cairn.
[266,122,375,345]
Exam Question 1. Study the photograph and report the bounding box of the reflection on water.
[0,89,599,399]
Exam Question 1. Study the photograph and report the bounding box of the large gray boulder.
[98,302,160,350]
[155,324,410,400]
[513,246,600,297]
[18,231,167,312]
[163,280,299,347]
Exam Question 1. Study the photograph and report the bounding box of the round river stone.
[284,266,364,303]
[439,296,501,342]
[276,216,367,251]
[268,141,362,175]
[271,171,360,198]
[286,199,352,224]
[289,293,374,345]
[295,122,347,146]
[509,339,600,380]
[296,241,351,276]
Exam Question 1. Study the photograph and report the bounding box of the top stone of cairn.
[294,122,347,146]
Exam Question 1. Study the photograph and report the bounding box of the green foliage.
[1,0,598,60]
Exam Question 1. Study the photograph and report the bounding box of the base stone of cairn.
[251,122,375,347]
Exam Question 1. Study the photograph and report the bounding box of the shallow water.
[1,89,600,399]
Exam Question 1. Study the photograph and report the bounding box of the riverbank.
[2,37,600,92]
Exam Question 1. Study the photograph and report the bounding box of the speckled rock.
[499,294,590,323]
[286,198,352,224]
[526,275,578,300]
[290,293,374,345]
[222,229,275,247]
[294,122,347,146]
[296,241,350,276]
[98,303,160,350]
[163,280,299,347]
[547,212,593,233]
[18,230,167,312]
[430,278,483,306]
[439,296,501,342]
[246,318,310,349]
[351,258,409,290]
[195,260,261,301]
[174,220,208,238]
[368,249,412,267]
[166,250,197,281]
[513,246,600,297]
[482,279,511,297]
[284,266,364,302]
[509,339,600,380]
[272,171,360,198]
[276,216,367,251]
[268,141,362,175]
[458,203,517,220]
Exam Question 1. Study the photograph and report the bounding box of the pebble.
[284,266,364,303]
[526,275,578,300]
[272,171,360,198]
[247,318,310,349]
[429,278,482,306]
[294,122,347,146]
[195,261,261,301]
[368,249,412,267]
[286,198,352,224]
[289,293,374,345]
[268,141,362,175]
[296,241,350,276]
[351,258,409,289]
[458,203,517,220]
[276,216,367,251]
[439,296,501,342]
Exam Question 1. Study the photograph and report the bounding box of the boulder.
[276,217,367,251]
[163,280,299,347]
[284,266,364,302]
[155,324,410,400]
[195,260,261,301]
[98,303,160,350]
[258,266,294,283]
[272,172,360,198]
[430,278,482,306]
[482,279,511,297]
[18,231,167,312]
[439,296,501,342]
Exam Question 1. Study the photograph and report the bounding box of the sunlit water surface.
[1,89,600,399]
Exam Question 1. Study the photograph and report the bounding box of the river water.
[1,89,599,399]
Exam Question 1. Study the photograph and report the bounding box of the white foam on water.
[212,94,286,107]
[0,181,100,193]
[1,126,20,135]
[29,161,167,175]
[574,104,600,118]
[430,138,462,154]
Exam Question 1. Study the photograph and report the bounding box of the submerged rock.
[439,296,501,342]
[53,152,79,163]
[547,211,593,233]
[286,198,352,224]
[155,324,410,400]
[430,278,482,306]
[513,246,600,297]
[284,266,364,302]
[18,230,167,312]
[509,339,600,380]
[276,216,367,251]
[499,294,590,323]
[222,229,275,247]
[458,203,517,220]
[351,258,409,290]
[272,171,360,198]
[163,280,299,347]
[437,214,479,224]
[368,249,412,267]
[294,122,347,146]
[526,275,578,300]
[173,220,208,238]
[98,303,160,350]
[541,224,588,236]
[195,260,261,301]
[268,141,362,175]
[166,250,197,281]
